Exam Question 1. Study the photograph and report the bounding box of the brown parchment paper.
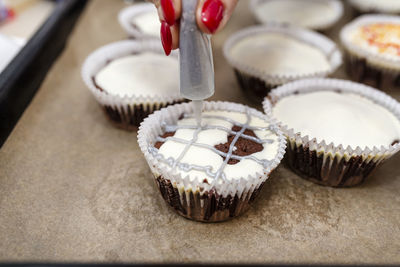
[0,0,399,264]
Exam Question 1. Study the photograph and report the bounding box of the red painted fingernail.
[160,22,172,56]
[161,0,175,26]
[7,8,15,19]
[201,0,224,34]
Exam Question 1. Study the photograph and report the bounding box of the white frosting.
[350,0,400,13]
[131,10,160,37]
[95,52,179,97]
[254,0,339,29]
[272,91,400,148]
[229,33,330,76]
[155,110,280,183]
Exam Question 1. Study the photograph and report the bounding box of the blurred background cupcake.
[340,15,400,89]
[118,2,160,39]
[224,24,342,100]
[349,0,400,15]
[82,39,185,130]
[250,0,343,31]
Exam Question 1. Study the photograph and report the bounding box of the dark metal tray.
[0,0,87,147]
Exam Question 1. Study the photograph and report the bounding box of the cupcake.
[138,101,286,222]
[263,78,400,187]
[82,40,185,130]
[249,0,343,31]
[118,3,160,39]
[223,24,342,100]
[349,0,400,15]
[340,15,400,89]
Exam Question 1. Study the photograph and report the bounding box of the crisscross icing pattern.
[148,108,278,185]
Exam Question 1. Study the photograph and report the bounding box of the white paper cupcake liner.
[263,78,400,187]
[81,39,184,129]
[138,101,287,221]
[223,24,342,98]
[349,0,400,14]
[249,0,343,31]
[118,3,159,39]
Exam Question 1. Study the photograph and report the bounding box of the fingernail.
[201,0,224,34]
[7,8,15,19]
[161,0,175,26]
[160,22,172,56]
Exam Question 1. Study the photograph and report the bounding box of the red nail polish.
[160,22,172,56]
[201,0,224,34]
[7,8,15,19]
[161,0,175,26]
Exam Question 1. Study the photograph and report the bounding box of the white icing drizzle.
[148,109,278,185]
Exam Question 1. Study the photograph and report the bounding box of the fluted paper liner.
[81,40,184,129]
[138,101,287,222]
[249,0,344,31]
[223,24,342,98]
[263,78,400,187]
[118,3,159,39]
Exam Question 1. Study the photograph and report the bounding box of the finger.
[155,0,181,55]
[160,21,180,55]
[170,22,180,50]
[155,0,181,26]
[196,0,237,34]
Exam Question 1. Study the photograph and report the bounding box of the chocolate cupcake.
[250,0,343,31]
[118,3,160,39]
[82,40,185,130]
[349,0,400,15]
[340,15,400,89]
[223,24,342,100]
[263,78,400,187]
[138,101,286,222]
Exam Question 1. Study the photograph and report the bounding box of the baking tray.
[0,0,88,147]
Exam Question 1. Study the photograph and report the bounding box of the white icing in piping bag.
[179,0,215,126]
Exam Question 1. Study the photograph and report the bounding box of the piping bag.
[179,0,215,126]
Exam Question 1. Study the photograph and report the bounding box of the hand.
[149,0,238,55]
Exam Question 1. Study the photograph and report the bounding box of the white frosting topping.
[95,52,179,97]
[153,110,280,183]
[229,33,330,76]
[272,91,400,148]
[350,0,400,12]
[131,10,160,37]
[254,0,338,29]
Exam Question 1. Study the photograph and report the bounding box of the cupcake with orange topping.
[340,15,400,89]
